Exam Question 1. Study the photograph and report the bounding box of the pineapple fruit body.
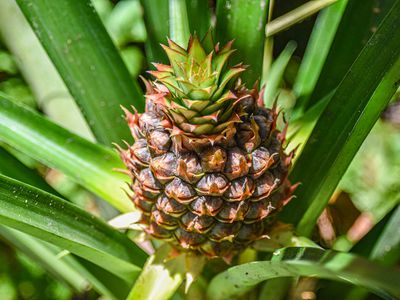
[119,35,294,259]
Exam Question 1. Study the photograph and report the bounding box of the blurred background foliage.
[0,0,399,299]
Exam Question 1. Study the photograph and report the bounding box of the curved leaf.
[16,0,144,145]
[0,173,147,282]
[207,247,400,300]
[0,145,129,300]
[0,95,133,212]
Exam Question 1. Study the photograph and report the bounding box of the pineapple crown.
[146,33,248,136]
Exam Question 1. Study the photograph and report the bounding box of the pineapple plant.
[0,0,399,300]
[118,34,295,259]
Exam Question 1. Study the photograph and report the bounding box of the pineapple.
[119,34,294,259]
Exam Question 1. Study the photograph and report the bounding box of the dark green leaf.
[216,0,269,86]
[16,0,145,145]
[281,2,400,236]
[0,144,127,300]
[185,0,211,38]
[0,174,146,282]
[207,247,400,300]
[141,0,169,65]
[0,95,133,212]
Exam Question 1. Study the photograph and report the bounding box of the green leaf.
[185,0,211,38]
[216,0,269,86]
[0,0,94,140]
[0,226,88,292]
[293,0,348,112]
[0,94,133,212]
[0,144,130,300]
[0,173,146,282]
[281,2,400,236]
[263,41,296,108]
[16,0,145,146]
[141,0,169,65]
[169,0,191,48]
[308,0,395,109]
[207,247,400,300]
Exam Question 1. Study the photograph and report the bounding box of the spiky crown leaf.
[147,34,246,136]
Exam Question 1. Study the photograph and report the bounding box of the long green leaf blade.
[16,0,144,145]
[216,0,269,86]
[0,145,127,300]
[281,2,400,236]
[0,0,94,140]
[0,174,146,281]
[0,95,133,212]
[207,247,400,300]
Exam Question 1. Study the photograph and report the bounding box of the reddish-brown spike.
[113,142,130,165]
[113,168,131,176]
[277,121,289,144]
[284,149,296,167]
[139,75,154,95]
[167,37,187,51]
[214,42,220,53]
[152,63,173,72]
